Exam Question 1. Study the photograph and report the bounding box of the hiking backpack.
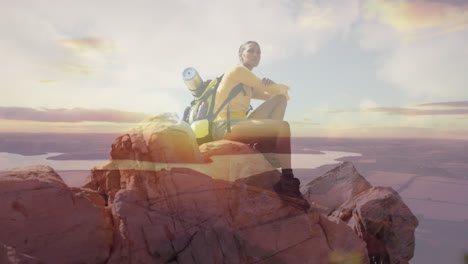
[183,75,245,145]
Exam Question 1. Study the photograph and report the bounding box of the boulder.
[302,161,372,214]
[83,160,122,204]
[110,113,202,163]
[106,168,369,264]
[86,136,281,205]
[83,114,369,263]
[0,166,113,264]
[330,186,419,264]
[200,139,280,188]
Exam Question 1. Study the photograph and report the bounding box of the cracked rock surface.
[303,162,418,264]
[0,165,113,264]
[330,187,418,264]
[302,161,372,215]
[87,114,368,263]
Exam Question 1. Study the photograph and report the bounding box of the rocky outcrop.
[85,120,281,205]
[110,113,203,164]
[302,161,372,214]
[105,169,368,263]
[200,139,280,189]
[0,166,113,264]
[0,113,418,263]
[330,187,418,264]
[84,114,369,263]
[303,162,418,264]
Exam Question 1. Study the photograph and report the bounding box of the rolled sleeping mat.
[182,67,203,97]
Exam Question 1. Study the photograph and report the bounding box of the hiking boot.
[274,171,310,211]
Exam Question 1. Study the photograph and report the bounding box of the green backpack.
[183,75,245,145]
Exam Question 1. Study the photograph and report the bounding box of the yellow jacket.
[213,65,289,122]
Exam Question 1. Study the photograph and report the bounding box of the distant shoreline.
[1,133,466,158]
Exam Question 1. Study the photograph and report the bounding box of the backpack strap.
[246,105,253,115]
[211,83,246,133]
[183,105,191,123]
[211,83,245,121]
[188,75,225,124]
[227,104,231,132]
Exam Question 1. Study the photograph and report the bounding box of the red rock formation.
[110,113,203,164]
[85,114,369,263]
[330,187,418,264]
[302,161,372,214]
[0,113,417,263]
[303,161,418,263]
[103,168,369,264]
[0,166,113,264]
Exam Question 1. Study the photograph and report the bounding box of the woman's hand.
[278,85,290,100]
[262,78,275,86]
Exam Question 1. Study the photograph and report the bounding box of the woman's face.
[239,43,261,69]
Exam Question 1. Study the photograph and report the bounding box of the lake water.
[291,151,361,169]
[0,151,361,171]
[0,152,105,171]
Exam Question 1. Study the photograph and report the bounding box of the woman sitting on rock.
[212,40,310,210]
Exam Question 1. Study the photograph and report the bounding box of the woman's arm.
[227,65,289,98]
[252,89,290,100]
[252,78,290,100]
[251,89,273,100]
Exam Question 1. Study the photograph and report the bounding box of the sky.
[1,0,467,139]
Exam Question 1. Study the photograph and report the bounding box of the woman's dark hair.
[238,41,260,54]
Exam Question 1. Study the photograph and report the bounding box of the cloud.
[325,105,468,116]
[59,38,114,54]
[363,0,468,36]
[2,0,466,143]
[359,99,378,109]
[378,33,468,99]
[364,107,468,116]
[416,101,468,107]
[290,121,320,126]
[325,109,359,114]
[0,119,135,133]
[0,0,361,114]
[357,1,468,101]
[39,80,60,84]
[0,107,151,123]
[298,4,335,30]
[321,126,468,140]
[404,22,468,42]
[56,63,95,75]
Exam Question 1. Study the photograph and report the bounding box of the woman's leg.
[247,94,287,120]
[225,119,310,210]
[224,119,291,168]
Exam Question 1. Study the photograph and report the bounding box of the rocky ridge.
[303,162,418,263]
[0,113,417,264]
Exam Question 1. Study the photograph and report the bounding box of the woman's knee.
[260,119,290,130]
[271,94,288,105]
[280,120,290,130]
